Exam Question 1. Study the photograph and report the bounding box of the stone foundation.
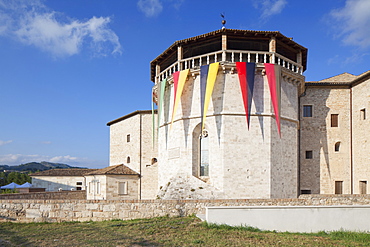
[1,194,370,223]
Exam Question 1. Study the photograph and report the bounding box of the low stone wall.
[298,194,370,204]
[0,190,86,200]
[0,194,369,223]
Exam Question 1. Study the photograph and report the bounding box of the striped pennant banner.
[236,62,256,129]
[170,69,189,129]
[200,62,219,130]
[265,63,281,137]
[157,78,167,131]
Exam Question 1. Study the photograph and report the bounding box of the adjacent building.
[31,169,96,191]
[300,71,370,195]
[107,110,158,199]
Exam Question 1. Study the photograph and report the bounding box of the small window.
[127,134,130,142]
[96,181,100,194]
[361,108,366,120]
[301,190,311,194]
[303,105,312,117]
[76,187,82,191]
[151,158,157,165]
[127,156,131,163]
[305,150,313,159]
[76,182,82,185]
[360,181,367,194]
[119,182,128,195]
[331,114,338,127]
[335,142,340,152]
[335,181,343,194]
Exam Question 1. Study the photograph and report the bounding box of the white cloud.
[253,0,287,20]
[0,140,12,146]
[137,0,163,17]
[0,154,44,164]
[169,0,185,10]
[330,0,370,48]
[49,155,78,163]
[0,0,121,57]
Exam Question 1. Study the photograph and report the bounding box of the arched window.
[335,142,340,152]
[200,130,209,176]
[127,156,131,163]
[192,123,209,177]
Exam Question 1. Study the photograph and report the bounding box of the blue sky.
[0,0,369,168]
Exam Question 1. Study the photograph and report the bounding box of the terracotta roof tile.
[31,168,98,176]
[306,71,370,87]
[85,164,139,176]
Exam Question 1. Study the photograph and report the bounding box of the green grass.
[0,216,369,246]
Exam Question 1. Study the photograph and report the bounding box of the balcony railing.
[155,50,303,83]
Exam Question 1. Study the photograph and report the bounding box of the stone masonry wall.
[0,191,85,200]
[158,64,304,200]
[300,87,351,194]
[109,112,158,200]
[351,78,370,194]
[1,195,370,223]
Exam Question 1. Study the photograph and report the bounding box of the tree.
[0,172,6,186]
[5,172,31,185]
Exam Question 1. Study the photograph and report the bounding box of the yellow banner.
[202,63,219,130]
[170,69,189,129]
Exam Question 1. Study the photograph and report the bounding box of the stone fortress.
[106,28,370,200]
[31,28,369,201]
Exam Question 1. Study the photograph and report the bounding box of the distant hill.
[0,161,85,172]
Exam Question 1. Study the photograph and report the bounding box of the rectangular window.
[127,134,130,142]
[331,114,339,127]
[360,181,367,194]
[76,182,82,185]
[76,187,82,191]
[119,182,128,195]
[303,105,312,117]
[335,181,343,194]
[88,182,92,193]
[305,150,313,159]
[361,108,366,120]
[96,181,100,194]
[301,190,311,194]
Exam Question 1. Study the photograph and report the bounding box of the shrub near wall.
[1,195,370,223]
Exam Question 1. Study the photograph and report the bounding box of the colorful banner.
[265,63,281,137]
[200,62,219,130]
[170,69,189,128]
[157,78,167,130]
[151,88,156,148]
[236,62,256,129]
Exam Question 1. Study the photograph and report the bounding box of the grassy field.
[0,216,369,246]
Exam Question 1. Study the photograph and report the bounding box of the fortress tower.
[151,29,307,199]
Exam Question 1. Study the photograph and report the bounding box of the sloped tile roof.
[85,164,139,176]
[31,168,98,176]
[306,70,370,87]
[150,28,308,82]
[319,72,357,83]
[107,110,156,126]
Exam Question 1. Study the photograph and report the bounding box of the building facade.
[31,169,95,192]
[107,110,158,199]
[300,71,370,195]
